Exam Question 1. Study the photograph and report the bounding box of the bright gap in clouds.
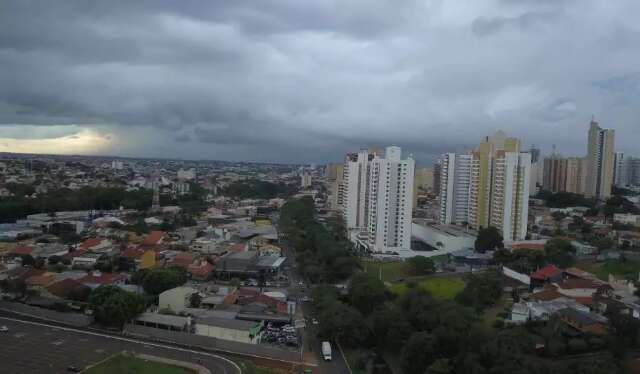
[0,128,114,155]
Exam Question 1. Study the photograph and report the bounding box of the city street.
[0,316,240,374]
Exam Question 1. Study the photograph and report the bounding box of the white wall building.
[177,168,196,181]
[158,286,199,314]
[341,146,415,253]
[411,221,476,255]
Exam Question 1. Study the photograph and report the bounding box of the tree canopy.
[474,226,503,253]
[141,268,187,295]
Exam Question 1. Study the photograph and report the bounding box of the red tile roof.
[188,262,215,278]
[78,272,126,286]
[531,265,563,281]
[529,287,564,302]
[564,267,597,280]
[25,273,56,287]
[79,238,101,250]
[46,278,88,299]
[12,246,34,255]
[121,247,145,259]
[510,243,545,251]
[556,278,604,290]
[62,249,87,260]
[142,231,166,246]
[230,243,246,253]
[169,254,195,268]
[5,266,44,281]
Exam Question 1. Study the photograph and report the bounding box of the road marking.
[0,316,241,374]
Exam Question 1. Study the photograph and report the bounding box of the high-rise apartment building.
[340,146,414,253]
[301,171,312,188]
[543,154,567,193]
[614,153,626,187]
[438,153,472,225]
[565,157,588,194]
[585,120,615,199]
[325,163,344,210]
[439,131,530,242]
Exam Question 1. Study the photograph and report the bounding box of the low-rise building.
[158,286,200,314]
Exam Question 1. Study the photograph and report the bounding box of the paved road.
[280,240,351,374]
[0,316,240,374]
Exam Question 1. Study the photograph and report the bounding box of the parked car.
[0,326,8,332]
[67,366,81,373]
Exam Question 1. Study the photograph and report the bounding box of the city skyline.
[2,1,640,164]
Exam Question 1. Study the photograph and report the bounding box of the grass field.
[85,354,193,374]
[582,260,640,281]
[362,260,406,282]
[389,277,465,300]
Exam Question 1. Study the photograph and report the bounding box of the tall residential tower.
[340,146,415,253]
[438,131,531,242]
[585,120,615,199]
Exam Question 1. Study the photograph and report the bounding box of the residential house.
[530,265,563,289]
[187,261,215,281]
[557,307,608,335]
[78,271,126,289]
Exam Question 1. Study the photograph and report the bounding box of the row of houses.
[506,264,639,335]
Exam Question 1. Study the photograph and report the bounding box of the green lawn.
[362,260,406,282]
[582,260,640,281]
[85,354,193,374]
[389,276,466,300]
[233,359,279,374]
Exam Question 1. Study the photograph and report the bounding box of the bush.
[493,319,505,328]
[568,338,588,353]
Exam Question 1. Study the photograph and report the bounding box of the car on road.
[0,325,8,332]
[67,365,81,372]
[301,296,310,302]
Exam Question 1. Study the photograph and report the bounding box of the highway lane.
[0,316,240,374]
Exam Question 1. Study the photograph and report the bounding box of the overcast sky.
[1,1,639,165]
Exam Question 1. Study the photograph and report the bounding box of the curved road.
[0,316,240,374]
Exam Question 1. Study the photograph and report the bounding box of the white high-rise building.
[301,171,312,188]
[438,153,472,225]
[341,146,415,253]
[614,152,627,187]
[343,150,370,230]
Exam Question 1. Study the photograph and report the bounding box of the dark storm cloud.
[1,0,640,164]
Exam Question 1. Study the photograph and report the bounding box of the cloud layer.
[1,0,640,164]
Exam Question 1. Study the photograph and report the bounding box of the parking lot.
[0,317,239,374]
[260,322,302,351]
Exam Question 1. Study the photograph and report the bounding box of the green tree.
[406,256,435,276]
[544,238,576,268]
[347,273,388,315]
[400,332,438,374]
[142,268,187,295]
[425,359,453,374]
[189,292,202,308]
[456,270,502,312]
[475,227,503,253]
[89,285,145,327]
